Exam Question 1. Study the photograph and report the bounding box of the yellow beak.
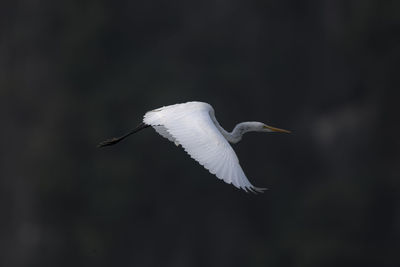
[264,125,291,133]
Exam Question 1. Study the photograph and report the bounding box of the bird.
[98,101,290,193]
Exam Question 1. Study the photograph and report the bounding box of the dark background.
[1,0,399,266]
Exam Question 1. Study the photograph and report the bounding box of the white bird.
[98,101,290,193]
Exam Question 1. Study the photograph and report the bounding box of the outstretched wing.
[143,102,265,193]
[153,125,179,146]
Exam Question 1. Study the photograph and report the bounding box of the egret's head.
[262,123,291,133]
[230,122,290,143]
[233,122,290,139]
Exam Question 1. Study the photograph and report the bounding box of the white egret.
[98,101,290,193]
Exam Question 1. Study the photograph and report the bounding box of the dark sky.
[0,1,399,266]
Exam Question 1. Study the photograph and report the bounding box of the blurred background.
[1,0,399,266]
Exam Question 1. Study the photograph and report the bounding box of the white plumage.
[99,101,290,193]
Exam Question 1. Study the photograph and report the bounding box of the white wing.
[153,125,179,146]
[143,102,265,193]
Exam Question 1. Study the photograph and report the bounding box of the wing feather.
[143,102,265,193]
[153,125,179,146]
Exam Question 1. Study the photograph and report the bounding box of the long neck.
[210,113,252,144]
[227,122,255,143]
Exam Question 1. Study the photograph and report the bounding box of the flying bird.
[98,101,290,193]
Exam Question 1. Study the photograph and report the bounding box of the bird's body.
[99,101,290,193]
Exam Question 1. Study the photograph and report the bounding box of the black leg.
[97,122,150,148]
